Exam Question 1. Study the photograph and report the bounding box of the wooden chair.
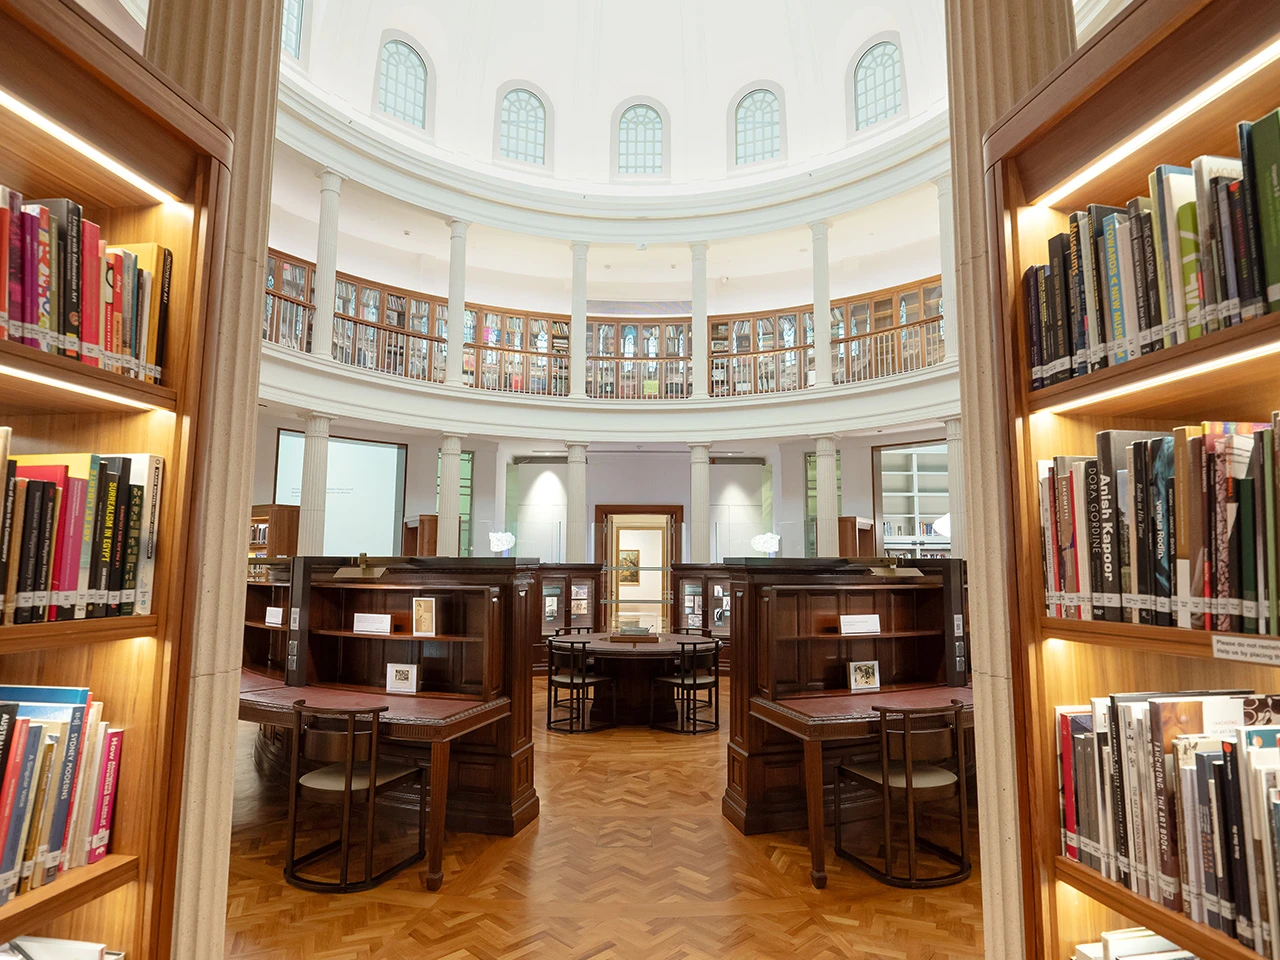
[650,639,720,734]
[833,700,970,887]
[547,638,616,733]
[284,700,427,893]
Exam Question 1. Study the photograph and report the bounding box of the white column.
[690,241,709,399]
[689,443,711,563]
[435,435,465,555]
[444,219,468,386]
[570,241,589,398]
[945,416,966,557]
[935,173,957,349]
[311,168,343,359]
[565,443,588,562]
[811,221,832,388]
[815,435,838,557]
[436,434,464,557]
[297,411,334,555]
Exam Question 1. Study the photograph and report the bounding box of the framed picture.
[544,595,559,621]
[849,660,881,692]
[571,583,590,600]
[570,598,589,615]
[412,596,436,637]
[618,549,640,585]
[386,662,418,694]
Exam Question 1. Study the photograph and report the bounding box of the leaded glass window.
[853,42,903,130]
[500,88,547,165]
[379,40,427,128]
[618,103,662,174]
[734,89,781,165]
[281,0,303,58]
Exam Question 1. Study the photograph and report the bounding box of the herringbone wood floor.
[224,682,984,959]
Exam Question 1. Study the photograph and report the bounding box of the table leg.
[425,739,450,891]
[802,738,826,889]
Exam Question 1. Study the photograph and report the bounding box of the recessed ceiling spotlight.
[636,242,647,251]
[604,264,612,270]
[800,247,808,253]
[403,229,411,236]
[670,263,676,269]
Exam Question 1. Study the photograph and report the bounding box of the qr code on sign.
[394,669,410,682]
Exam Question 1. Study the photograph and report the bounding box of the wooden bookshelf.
[986,1,1280,958]
[0,1,232,956]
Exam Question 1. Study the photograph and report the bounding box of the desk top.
[551,632,720,658]
[750,684,973,741]
[238,668,511,742]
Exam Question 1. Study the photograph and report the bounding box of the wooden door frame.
[593,504,684,566]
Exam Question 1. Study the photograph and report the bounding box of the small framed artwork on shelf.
[849,660,880,692]
[412,597,436,637]
[386,662,418,694]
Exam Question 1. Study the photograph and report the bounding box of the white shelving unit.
[876,443,951,558]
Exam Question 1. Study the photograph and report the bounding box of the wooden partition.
[722,558,966,834]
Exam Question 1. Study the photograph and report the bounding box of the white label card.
[839,614,881,636]
[290,607,300,630]
[353,612,392,635]
[1212,633,1280,666]
[953,614,964,637]
[265,606,284,627]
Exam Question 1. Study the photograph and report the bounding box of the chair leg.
[882,781,893,881]
[418,766,428,863]
[905,796,918,885]
[833,767,844,859]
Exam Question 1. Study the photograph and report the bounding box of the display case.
[670,564,732,667]
[585,318,692,399]
[535,564,604,672]
[708,308,813,397]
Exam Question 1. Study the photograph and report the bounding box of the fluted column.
[810,222,832,387]
[570,242,589,398]
[945,1,1074,958]
[297,412,334,555]
[814,436,838,557]
[565,443,588,562]
[934,173,957,343]
[689,444,711,563]
[311,168,343,359]
[444,219,468,386]
[143,0,283,955]
[944,416,965,557]
[437,434,464,557]
[690,242,709,399]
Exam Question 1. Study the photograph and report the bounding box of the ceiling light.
[604,264,612,270]
[720,276,729,285]
[636,243,647,251]
[0,88,177,204]
[1037,36,1280,207]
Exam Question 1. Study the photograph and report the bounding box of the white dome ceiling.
[287,0,950,188]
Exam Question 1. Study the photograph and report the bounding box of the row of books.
[1074,927,1195,960]
[0,686,122,904]
[0,939,123,960]
[1023,107,1280,390]
[0,186,171,384]
[1039,419,1280,633]
[0,429,163,625]
[1058,692,1280,957]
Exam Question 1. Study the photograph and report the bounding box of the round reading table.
[572,633,712,726]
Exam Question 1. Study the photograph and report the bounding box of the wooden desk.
[749,684,974,890]
[562,633,714,725]
[238,669,511,890]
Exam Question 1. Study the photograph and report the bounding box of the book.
[1191,157,1244,332]
[31,200,80,358]
[0,723,40,903]
[1048,234,1074,383]
[86,728,121,864]
[1175,201,1201,340]
[1149,438,1175,627]
[1103,213,1132,364]
[1250,109,1280,313]
[120,485,142,617]
[1151,165,1196,345]
[1238,121,1269,319]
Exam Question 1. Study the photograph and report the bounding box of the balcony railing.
[587,356,692,399]
[263,290,313,353]
[464,342,569,397]
[833,315,946,385]
[710,346,814,397]
[332,315,446,382]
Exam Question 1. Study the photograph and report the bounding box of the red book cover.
[1060,709,1081,860]
[80,221,100,368]
[20,210,36,344]
[87,728,121,863]
[0,718,28,859]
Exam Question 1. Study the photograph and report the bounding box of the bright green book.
[1176,201,1201,335]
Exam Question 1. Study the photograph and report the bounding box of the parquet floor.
[224,682,984,959]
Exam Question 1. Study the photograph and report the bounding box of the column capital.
[448,217,469,238]
[944,416,963,441]
[565,442,588,463]
[812,434,839,455]
[441,431,467,442]
[300,410,339,426]
[570,240,590,258]
[689,443,711,463]
[689,240,709,259]
[932,170,953,194]
[807,220,831,238]
[318,166,346,187]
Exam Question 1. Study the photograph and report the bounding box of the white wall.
[615,526,665,631]
[710,463,768,560]
[509,461,568,561]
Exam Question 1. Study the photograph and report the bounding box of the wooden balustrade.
[832,314,946,384]
[463,342,570,396]
[331,315,446,382]
[586,356,692,399]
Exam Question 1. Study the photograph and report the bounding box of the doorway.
[594,504,682,633]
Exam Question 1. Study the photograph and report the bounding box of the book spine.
[1242,477,1259,633]
[56,201,80,358]
[1132,442,1152,624]
[133,456,161,616]
[1086,460,1105,619]
[0,725,39,901]
[1104,219,1129,363]
[1215,180,1242,327]
[155,247,171,382]
[41,705,83,884]
[1150,714,1179,910]
[1242,119,1275,315]
[87,730,121,864]
[5,190,20,344]
[24,208,51,352]
[1061,713,1080,860]
[1222,741,1255,949]
[53,479,85,621]
[80,220,100,367]
[1097,444,1121,621]
[1151,439,1174,627]
[32,482,56,622]
[89,472,117,620]
[1177,201,1202,340]
[0,462,16,616]
[0,718,26,867]
[1107,700,1132,888]
[1048,237,1071,383]
[0,202,8,339]
[13,483,43,625]
[1196,754,1222,928]
[1025,267,1044,390]
[1067,216,1089,375]
[120,485,142,616]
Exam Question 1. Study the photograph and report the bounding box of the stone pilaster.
[569,242,589,398]
[934,172,956,350]
[311,167,343,358]
[297,411,334,555]
[945,0,1075,956]
[444,218,468,386]
[437,434,465,557]
[944,416,965,557]
[565,443,588,562]
[690,242,709,399]
[689,443,711,563]
[142,0,284,955]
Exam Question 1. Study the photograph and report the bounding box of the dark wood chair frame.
[833,699,970,888]
[650,639,721,735]
[284,699,427,893]
[546,638,616,733]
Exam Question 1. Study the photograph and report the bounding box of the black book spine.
[1133,440,1152,624]
[1139,212,1163,353]
[1037,265,1056,383]
[1221,741,1254,949]
[1230,180,1259,317]
[1086,459,1106,620]
[1151,438,1174,627]
[1025,266,1044,390]
[1125,202,1150,346]
[1238,121,1268,318]
[91,471,118,620]
[120,484,142,617]
[33,480,57,621]
[1107,697,1131,888]
[0,460,16,612]
[104,459,130,616]
[155,247,171,382]
[12,481,43,625]
[1048,234,1072,383]
[1216,178,1241,327]
[1213,759,1238,937]
[1067,215,1089,375]
[1096,438,1122,622]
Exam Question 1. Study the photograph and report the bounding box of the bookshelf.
[248,503,297,567]
[0,0,231,956]
[875,442,952,558]
[986,1,1280,958]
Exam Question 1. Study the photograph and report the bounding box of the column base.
[569,391,588,400]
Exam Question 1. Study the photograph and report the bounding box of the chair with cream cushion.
[833,699,970,888]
